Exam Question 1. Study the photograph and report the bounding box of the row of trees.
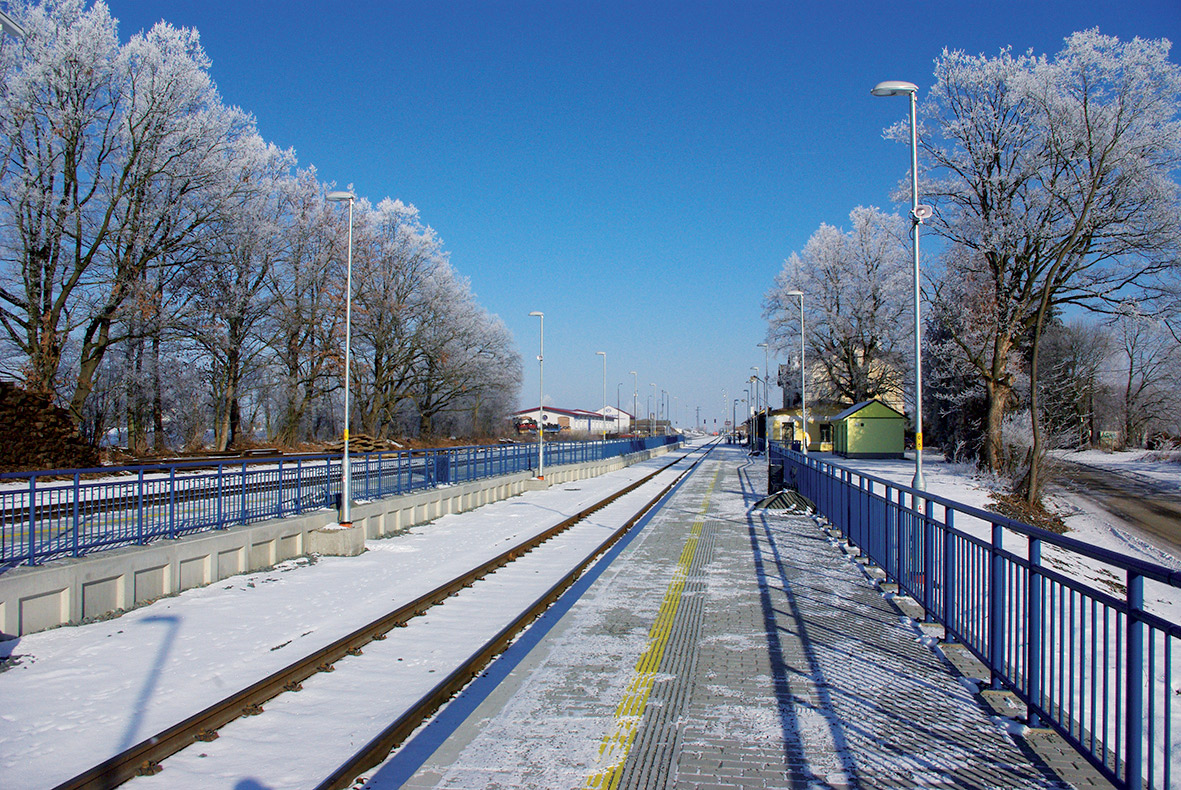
[0,1,521,453]
[766,30,1181,505]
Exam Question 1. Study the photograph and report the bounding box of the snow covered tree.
[902,30,1181,501]
[175,136,294,450]
[765,206,910,407]
[264,168,345,445]
[0,1,258,427]
[1115,306,1180,447]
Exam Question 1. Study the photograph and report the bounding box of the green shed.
[832,400,906,459]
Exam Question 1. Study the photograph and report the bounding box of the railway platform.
[379,445,1104,790]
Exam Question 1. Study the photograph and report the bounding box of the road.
[1051,458,1181,560]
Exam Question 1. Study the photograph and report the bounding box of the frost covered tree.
[765,206,910,406]
[902,30,1181,501]
[346,197,447,439]
[176,136,294,450]
[1115,307,1180,447]
[1037,321,1112,449]
[0,1,257,426]
[414,267,521,438]
[264,168,345,445]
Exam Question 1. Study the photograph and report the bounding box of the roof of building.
[831,400,907,421]
[512,407,617,420]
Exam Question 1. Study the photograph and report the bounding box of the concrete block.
[218,548,244,580]
[307,526,365,557]
[20,588,68,633]
[82,575,122,620]
[180,556,209,589]
[279,533,301,560]
[250,539,275,569]
[133,565,167,604]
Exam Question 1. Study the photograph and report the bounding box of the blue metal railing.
[1,435,681,570]
[770,441,1179,790]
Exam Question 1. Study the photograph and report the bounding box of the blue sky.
[108,0,1181,430]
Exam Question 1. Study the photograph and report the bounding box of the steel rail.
[315,440,716,790]
[51,441,711,790]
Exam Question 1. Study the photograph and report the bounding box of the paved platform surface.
[391,446,1100,789]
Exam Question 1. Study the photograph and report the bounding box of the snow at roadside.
[1052,447,1181,493]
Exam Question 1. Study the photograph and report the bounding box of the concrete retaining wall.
[0,443,677,637]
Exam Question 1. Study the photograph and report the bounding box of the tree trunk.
[982,377,1010,473]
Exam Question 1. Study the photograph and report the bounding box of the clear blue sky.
[108,0,1181,430]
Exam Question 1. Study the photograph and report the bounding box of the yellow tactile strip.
[583,466,719,790]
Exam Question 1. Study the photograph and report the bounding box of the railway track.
[52,440,715,790]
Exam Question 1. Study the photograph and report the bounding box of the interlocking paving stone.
[395,450,1107,789]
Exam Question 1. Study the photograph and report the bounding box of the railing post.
[1027,537,1043,727]
[241,461,248,525]
[169,468,177,540]
[137,468,146,544]
[296,458,303,513]
[943,508,955,640]
[217,463,225,529]
[365,452,372,500]
[72,473,81,557]
[26,476,36,565]
[1126,572,1145,789]
[924,498,935,622]
[989,521,1005,688]
[276,459,284,520]
[325,457,331,509]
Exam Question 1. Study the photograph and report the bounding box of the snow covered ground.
[0,451,689,789]
[1052,447,1181,493]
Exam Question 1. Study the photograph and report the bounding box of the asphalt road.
[1051,458,1181,560]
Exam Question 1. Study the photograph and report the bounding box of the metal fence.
[771,442,1180,790]
[1,435,681,570]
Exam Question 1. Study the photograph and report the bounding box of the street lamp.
[0,10,25,39]
[629,371,638,435]
[758,342,771,481]
[529,311,545,479]
[750,367,760,452]
[872,80,927,490]
[326,190,355,526]
[596,351,607,443]
[744,388,750,449]
[650,383,656,436]
[783,291,806,455]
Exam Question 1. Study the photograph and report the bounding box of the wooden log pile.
[0,382,99,472]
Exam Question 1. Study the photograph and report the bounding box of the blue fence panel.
[1,434,681,571]
[769,441,1179,790]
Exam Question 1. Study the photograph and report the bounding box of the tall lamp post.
[783,291,806,455]
[758,342,771,480]
[529,311,545,479]
[743,388,750,448]
[872,80,927,490]
[326,190,355,526]
[596,351,607,443]
[629,371,638,435]
[750,367,760,453]
[650,383,656,436]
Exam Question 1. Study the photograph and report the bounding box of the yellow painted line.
[584,466,719,790]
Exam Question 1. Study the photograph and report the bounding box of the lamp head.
[529,311,543,318]
[326,191,355,202]
[871,80,918,97]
